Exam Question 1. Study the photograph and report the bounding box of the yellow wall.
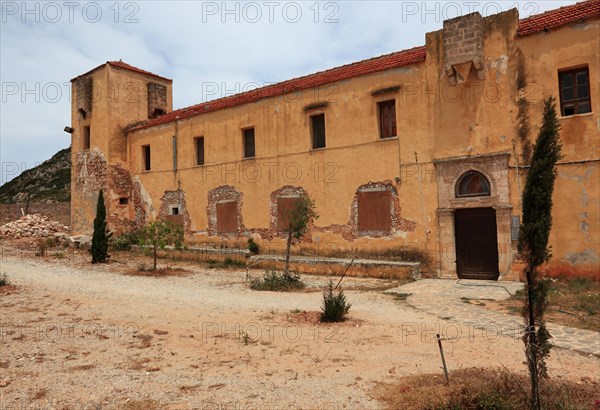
[73,10,600,275]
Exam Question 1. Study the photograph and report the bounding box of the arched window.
[456,171,491,198]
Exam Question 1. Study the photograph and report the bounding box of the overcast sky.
[0,0,577,184]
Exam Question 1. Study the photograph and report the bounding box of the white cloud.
[0,0,578,183]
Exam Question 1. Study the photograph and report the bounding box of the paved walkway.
[386,279,600,356]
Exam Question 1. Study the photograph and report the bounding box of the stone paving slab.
[386,279,600,356]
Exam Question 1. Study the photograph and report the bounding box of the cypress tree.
[518,96,562,409]
[91,189,111,263]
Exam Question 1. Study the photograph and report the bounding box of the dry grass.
[67,364,96,371]
[131,333,153,349]
[123,399,161,410]
[373,367,599,410]
[30,387,48,401]
[125,266,191,278]
[487,276,600,331]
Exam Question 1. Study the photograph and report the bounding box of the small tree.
[138,219,183,271]
[518,96,562,409]
[91,190,111,263]
[283,196,318,276]
[320,281,351,322]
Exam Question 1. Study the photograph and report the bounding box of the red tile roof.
[107,60,172,82]
[127,46,427,131]
[129,0,599,132]
[71,60,172,83]
[517,0,599,36]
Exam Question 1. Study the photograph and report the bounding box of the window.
[83,126,91,150]
[456,171,491,198]
[195,137,204,166]
[216,200,238,234]
[142,145,151,171]
[378,100,397,138]
[559,68,591,116]
[170,206,180,215]
[243,128,255,158]
[277,196,300,231]
[357,189,392,231]
[511,216,520,241]
[311,114,326,149]
[119,197,129,205]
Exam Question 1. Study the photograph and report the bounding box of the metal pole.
[335,258,354,289]
[436,334,449,384]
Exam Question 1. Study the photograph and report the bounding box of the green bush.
[250,270,305,291]
[111,229,142,251]
[223,256,245,268]
[247,238,259,255]
[0,273,8,287]
[91,190,111,263]
[320,281,351,323]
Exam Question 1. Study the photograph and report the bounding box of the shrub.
[247,238,259,255]
[250,270,305,291]
[111,229,142,251]
[91,190,111,263]
[320,281,351,323]
[36,239,47,257]
[44,236,59,248]
[138,220,183,271]
[0,273,8,287]
[223,256,245,268]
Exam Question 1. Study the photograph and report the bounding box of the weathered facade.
[70,2,600,279]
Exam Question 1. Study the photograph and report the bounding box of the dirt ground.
[0,242,598,409]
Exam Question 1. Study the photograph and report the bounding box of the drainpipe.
[511,139,522,210]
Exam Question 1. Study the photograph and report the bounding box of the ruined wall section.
[206,185,245,237]
[72,148,150,235]
[158,189,191,234]
[349,181,416,238]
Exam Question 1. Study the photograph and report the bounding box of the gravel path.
[1,249,598,409]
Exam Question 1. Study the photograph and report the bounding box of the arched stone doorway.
[434,153,513,280]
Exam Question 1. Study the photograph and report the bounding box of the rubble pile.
[0,214,70,239]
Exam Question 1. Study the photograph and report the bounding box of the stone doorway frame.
[434,152,513,279]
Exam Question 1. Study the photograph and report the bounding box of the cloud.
[0,0,578,184]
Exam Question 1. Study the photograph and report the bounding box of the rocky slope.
[0,147,71,204]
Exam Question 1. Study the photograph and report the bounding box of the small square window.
[83,126,91,150]
[311,114,326,149]
[559,67,591,116]
[378,100,396,139]
[243,128,255,158]
[119,197,129,205]
[195,137,204,166]
[142,145,151,171]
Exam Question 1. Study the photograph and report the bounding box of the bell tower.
[69,61,172,235]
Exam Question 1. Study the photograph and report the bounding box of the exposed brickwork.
[443,12,485,82]
[266,186,313,241]
[106,164,148,234]
[147,83,168,118]
[206,185,244,237]
[158,190,191,234]
[75,76,93,117]
[75,149,107,193]
[349,181,416,238]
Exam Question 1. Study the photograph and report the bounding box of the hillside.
[0,147,71,204]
